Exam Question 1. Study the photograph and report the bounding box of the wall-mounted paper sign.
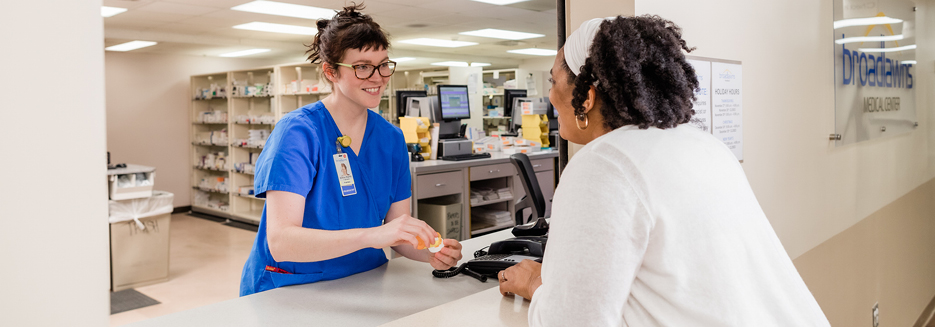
[711,62,743,161]
[687,59,712,133]
[686,56,743,161]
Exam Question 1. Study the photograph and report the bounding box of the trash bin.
[109,191,173,291]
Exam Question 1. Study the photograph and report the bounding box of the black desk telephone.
[433,218,549,282]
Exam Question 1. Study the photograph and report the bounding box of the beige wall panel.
[1,1,110,325]
[794,178,935,327]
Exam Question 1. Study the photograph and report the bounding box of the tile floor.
[110,213,257,326]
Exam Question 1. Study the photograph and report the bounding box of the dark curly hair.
[567,15,698,130]
[306,3,389,77]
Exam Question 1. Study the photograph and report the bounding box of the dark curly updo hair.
[307,3,389,78]
[567,15,698,130]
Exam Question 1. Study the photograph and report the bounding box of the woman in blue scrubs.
[240,4,463,296]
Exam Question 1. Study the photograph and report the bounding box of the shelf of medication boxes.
[471,133,545,156]
[193,84,227,100]
[108,165,156,201]
[232,114,276,125]
[195,151,229,173]
[232,129,270,149]
[193,190,229,212]
[194,176,229,195]
[234,186,264,200]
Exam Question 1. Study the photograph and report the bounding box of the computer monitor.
[545,96,559,131]
[503,89,527,130]
[437,85,471,121]
[395,90,426,123]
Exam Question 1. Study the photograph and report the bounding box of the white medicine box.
[108,165,156,200]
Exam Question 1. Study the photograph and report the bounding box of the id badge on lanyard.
[334,140,357,197]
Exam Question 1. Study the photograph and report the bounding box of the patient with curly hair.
[496,15,830,326]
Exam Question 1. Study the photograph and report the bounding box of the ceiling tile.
[137,1,222,16]
[104,19,169,30]
[152,23,223,35]
[367,0,436,6]
[101,0,559,63]
[103,0,156,10]
[105,10,194,23]
[414,0,490,13]
[162,0,253,10]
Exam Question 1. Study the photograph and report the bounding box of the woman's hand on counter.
[373,213,438,250]
[498,260,542,301]
[429,239,463,270]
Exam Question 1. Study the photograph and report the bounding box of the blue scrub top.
[240,101,412,296]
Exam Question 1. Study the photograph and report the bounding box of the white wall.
[632,0,935,258]
[105,52,286,207]
[447,66,484,129]
[0,1,109,326]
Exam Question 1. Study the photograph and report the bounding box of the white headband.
[563,17,615,76]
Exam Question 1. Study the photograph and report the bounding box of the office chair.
[509,153,547,225]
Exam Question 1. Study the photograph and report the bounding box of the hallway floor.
[110,214,256,326]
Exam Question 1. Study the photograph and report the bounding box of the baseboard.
[172,206,192,214]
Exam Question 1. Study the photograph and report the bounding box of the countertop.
[126,229,523,327]
[410,150,558,174]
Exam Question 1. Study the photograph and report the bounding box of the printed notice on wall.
[711,62,743,161]
[687,59,712,132]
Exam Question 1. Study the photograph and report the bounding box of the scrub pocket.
[266,270,324,288]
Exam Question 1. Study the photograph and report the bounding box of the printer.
[437,139,473,157]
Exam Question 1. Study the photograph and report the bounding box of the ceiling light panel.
[231,1,336,20]
[220,49,271,57]
[101,6,127,17]
[233,22,318,35]
[507,48,557,56]
[105,41,157,52]
[471,0,530,5]
[430,61,491,67]
[399,38,478,48]
[432,61,469,67]
[390,57,416,62]
[835,34,904,45]
[833,16,903,29]
[460,28,544,40]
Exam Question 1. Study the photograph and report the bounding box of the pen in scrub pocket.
[265,266,292,274]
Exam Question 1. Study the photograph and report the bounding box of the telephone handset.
[432,236,547,282]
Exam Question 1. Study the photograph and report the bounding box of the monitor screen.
[395,90,427,123]
[437,85,470,121]
[503,89,527,127]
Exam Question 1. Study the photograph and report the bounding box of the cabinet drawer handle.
[489,169,500,173]
[435,183,446,187]
[533,164,541,168]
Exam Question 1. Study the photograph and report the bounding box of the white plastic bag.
[109,191,174,230]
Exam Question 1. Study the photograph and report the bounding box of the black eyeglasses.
[335,60,396,79]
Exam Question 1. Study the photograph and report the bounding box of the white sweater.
[528,125,830,326]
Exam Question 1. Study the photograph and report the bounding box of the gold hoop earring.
[576,113,589,130]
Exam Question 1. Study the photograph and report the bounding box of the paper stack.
[472,207,512,227]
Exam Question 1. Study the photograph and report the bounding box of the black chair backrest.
[510,153,546,220]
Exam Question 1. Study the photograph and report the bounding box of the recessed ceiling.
[102,0,557,70]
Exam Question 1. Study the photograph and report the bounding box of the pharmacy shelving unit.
[229,67,275,223]
[190,72,233,219]
[479,69,548,135]
[275,62,330,118]
[191,64,334,225]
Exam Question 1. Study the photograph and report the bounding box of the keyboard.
[440,153,492,161]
